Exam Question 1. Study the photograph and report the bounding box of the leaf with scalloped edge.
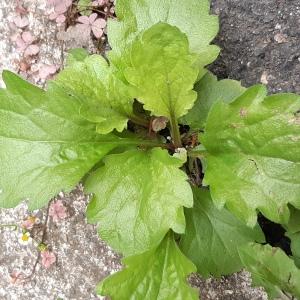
[98,232,198,300]
[239,243,300,299]
[122,23,199,122]
[284,206,300,268]
[284,206,300,233]
[55,55,134,134]
[181,72,246,130]
[286,232,300,268]
[108,0,219,79]
[0,71,142,210]
[86,147,193,256]
[202,85,300,226]
[66,48,89,65]
[180,188,264,277]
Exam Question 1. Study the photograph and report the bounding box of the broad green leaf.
[239,243,300,299]
[98,232,198,300]
[181,72,246,130]
[86,147,193,256]
[108,0,220,76]
[0,71,141,209]
[123,23,199,121]
[180,188,264,277]
[286,232,300,268]
[201,85,300,226]
[284,206,300,267]
[284,206,300,233]
[55,55,134,134]
[66,48,89,66]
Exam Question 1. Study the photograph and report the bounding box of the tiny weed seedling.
[1,0,300,299]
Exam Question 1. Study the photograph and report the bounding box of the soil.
[0,0,299,299]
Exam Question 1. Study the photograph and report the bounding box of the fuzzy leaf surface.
[182,72,246,130]
[0,71,138,209]
[123,23,199,120]
[55,55,133,134]
[180,188,264,277]
[86,147,193,256]
[239,243,300,299]
[202,86,300,226]
[98,233,198,300]
[108,0,219,77]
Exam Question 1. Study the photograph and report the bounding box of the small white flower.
[18,232,32,246]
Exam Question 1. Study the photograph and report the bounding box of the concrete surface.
[1,0,299,299]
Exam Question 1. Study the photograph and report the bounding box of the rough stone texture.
[0,186,121,300]
[0,0,299,299]
[0,0,63,87]
[210,0,300,94]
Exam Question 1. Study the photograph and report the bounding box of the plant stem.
[169,112,182,148]
[187,145,208,159]
[129,114,149,128]
[187,151,206,159]
[0,224,17,230]
[24,199,52,281]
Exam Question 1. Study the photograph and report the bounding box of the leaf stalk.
[129,114,149,128]
[169,112,182,148]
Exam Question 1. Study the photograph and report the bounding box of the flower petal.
[41,251,56,268]
[89,13,98,24]
[22,31,34,44]
[49,200,67,222]
[39,64,58,79]
[15,36,26,50]
[56,14,66,24]
[77,15,90,25]
[24,45,40,57]
[92,17,106,28]
[91,25,103,39]
[55,2,68,14]
[64,0,72,7]
[13,16,29,28]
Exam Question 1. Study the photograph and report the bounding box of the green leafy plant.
[1,0,300,299]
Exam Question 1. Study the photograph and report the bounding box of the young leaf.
[77,0,92,15]
[98,232,198,300]
[239,243,300,299]
[86,147,193,256]
[108,0,219,77]
[181,72,246,130]
[180,188,264,277]
[123,23,199,122]
[55,55,134,134]
[0,71,141,209]
[201,86,300,226]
